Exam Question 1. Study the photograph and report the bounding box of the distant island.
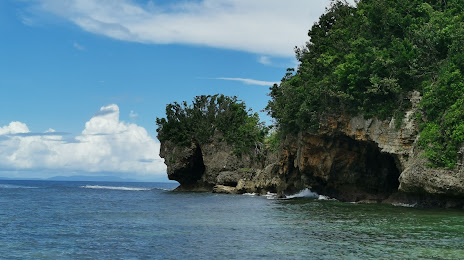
[156,0,464,208]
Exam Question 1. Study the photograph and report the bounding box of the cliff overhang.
[278,91,464,207]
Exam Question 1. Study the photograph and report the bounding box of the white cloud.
[258,56,272,66]
[0,122,30,135]
[0,104,166,180]
[26,0,334,57]
[215,77,278,86]
[129,110,138,119]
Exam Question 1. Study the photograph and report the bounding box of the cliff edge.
[160,132,282,194]
[278,91,463,207]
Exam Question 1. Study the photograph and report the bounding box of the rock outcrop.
[159,132,281,194]
[278,91,463,207]
[160,91,464,208]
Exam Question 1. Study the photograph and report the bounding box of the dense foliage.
[156,94,267,156]
[267,0,464,167]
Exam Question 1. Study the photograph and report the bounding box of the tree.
[156,94,268,156]
[266,0,464,167]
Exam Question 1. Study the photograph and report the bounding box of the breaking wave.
[318,195,336,201]
[0,184,38,189]
[241,189,337,201]
[286,189,337,201]
[265,192,278,200]
[392,202,417,208]
[286,188,319,199]
[80,185,152,191]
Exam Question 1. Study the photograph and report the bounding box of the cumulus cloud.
[0,122,30,135]
[215,77,278,86]
[0,104,166,179]
[24,0,334,57]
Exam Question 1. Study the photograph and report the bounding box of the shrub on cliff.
[267,0,464,167]
[156,94,268,156]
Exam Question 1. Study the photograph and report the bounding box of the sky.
[0,0,350,182]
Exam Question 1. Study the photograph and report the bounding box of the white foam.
[80,185,151,191]
[265,192,278,200]
[0,184,37,189]
[153,187,173,191]
[318,195,338,201]
[243,193,257,196]
[286,188,319,199]
[392,202,417,208]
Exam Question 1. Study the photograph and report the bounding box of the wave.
[286,188,319,199]
[318,195,337,201]
[0,184,38,189]
[80,185,152,191]
[243,189,336,201]
[265,192,278,200]
[392,202,417,208]
[284,189,337,201]
[155,188,174,191]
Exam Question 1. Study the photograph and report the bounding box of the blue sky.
[0,0,340,181]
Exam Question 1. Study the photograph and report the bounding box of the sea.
[0,180,463,259]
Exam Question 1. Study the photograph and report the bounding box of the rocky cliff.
[159,132,282,194]
[160,91,464,208]
[278,91,463,207]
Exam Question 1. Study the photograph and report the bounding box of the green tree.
[267,0,464,167]
[156,94,268,156]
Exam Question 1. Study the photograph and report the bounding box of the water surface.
[1,180,462,259]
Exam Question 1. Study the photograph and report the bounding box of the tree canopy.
[156,94,268,156]
[266,0,464,168]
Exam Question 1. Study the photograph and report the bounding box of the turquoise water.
[0,180,463,259]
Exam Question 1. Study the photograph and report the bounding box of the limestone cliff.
[159,132,282,194]
[159,91,464,207]
[278,91,463,207]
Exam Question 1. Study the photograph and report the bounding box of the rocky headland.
[159,91,464,208]
[157,0,464,209]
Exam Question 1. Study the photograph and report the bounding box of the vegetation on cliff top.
[266,0,464,168]
[156,94,267,156]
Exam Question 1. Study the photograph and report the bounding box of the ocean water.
[1,180,463,259]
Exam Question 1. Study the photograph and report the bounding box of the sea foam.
[263,189,335,200]
[392,202,417,208]
[265,192,278,200]
[0,184,38,189]
[80,185,151,191]
[286,188,319,199]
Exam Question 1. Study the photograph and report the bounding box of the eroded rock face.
[159,133,282,193]
[399,155,464,197]
[280,134,400,202]
[279,91,464,206]
[159,140,207,191]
